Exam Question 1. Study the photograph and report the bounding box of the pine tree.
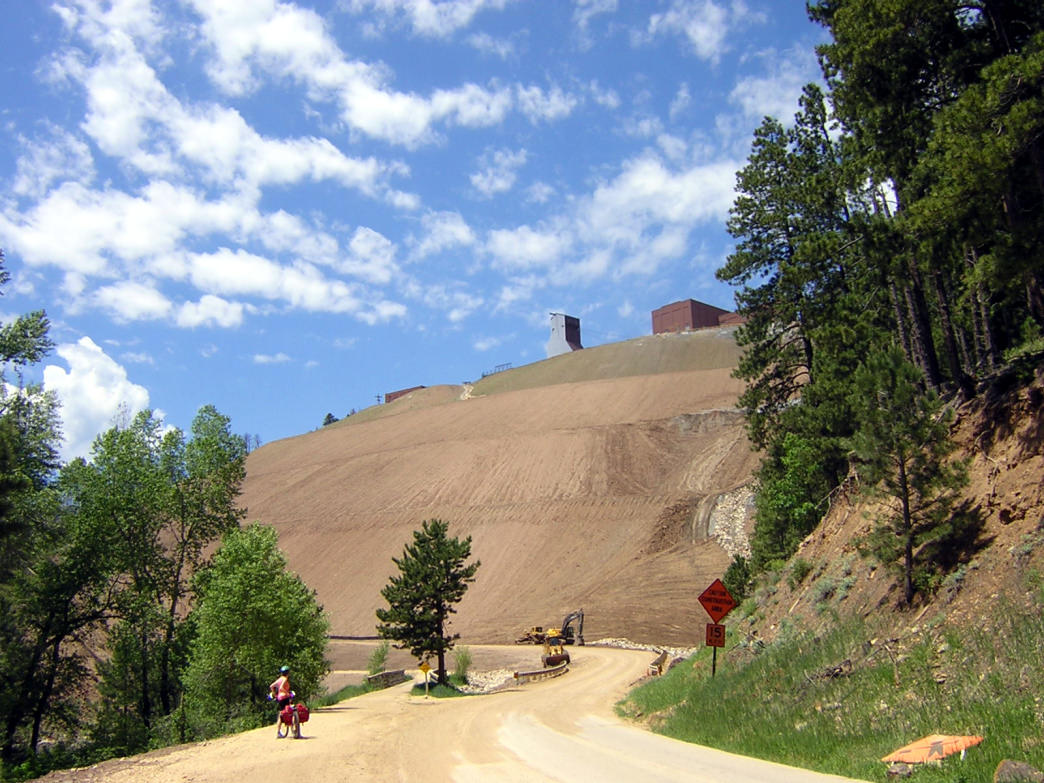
[376,519,480,685]
[846,346,968,606]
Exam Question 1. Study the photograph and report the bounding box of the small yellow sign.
[419,661,431,673]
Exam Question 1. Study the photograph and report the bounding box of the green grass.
[409,682,467,699]
[618,599,1044,781]
[315,683,372,706]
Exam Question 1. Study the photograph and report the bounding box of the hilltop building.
[385,385,426,404]
[651,299,742,334]
[546,313,583,358]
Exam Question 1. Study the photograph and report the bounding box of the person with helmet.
[269,665,292,735]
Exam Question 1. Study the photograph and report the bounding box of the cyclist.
[269,665,292,735]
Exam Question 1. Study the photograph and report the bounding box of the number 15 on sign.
[706,623,725,648]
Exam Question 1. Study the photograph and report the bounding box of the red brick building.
[651,299,739,334]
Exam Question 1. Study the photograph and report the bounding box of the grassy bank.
[618,595,1044,781]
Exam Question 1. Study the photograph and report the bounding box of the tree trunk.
[931,267,975,398]
[905,259,943,389]
[890,282,915,361]
[898,459,915,607]
[29,639,62,755]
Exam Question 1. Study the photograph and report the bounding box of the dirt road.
[46,646,867,783]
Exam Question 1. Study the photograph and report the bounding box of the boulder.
[995,759,1044,783]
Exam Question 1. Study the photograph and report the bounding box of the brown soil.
[740,368,1044,649]
[238,328,759,648]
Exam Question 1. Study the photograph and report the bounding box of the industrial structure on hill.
[652,299,743,334]
[546,312,583,358]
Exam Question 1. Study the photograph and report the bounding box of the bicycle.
[275,692,310,739]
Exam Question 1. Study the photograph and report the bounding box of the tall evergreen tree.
[376,519,480,685]
[846,346,968,606]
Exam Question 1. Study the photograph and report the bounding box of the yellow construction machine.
[541,633,570,667]
[519,608,584,648]
[515,626,546,644]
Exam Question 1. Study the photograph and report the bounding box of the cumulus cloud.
[341,227,399,285]
[176,294,245,328]
[728,47,820,126]
[409,210,476,260]
[43,336,152,461]
[639,0,763,64]
[94,280,173,322]
[516,84,578,123]
[470,147,527,197]
[345,0,514,38]
[487,224,572,271]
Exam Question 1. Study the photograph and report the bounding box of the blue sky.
[1,0,826,460]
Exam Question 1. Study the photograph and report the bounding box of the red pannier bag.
[296,703,309,723]
[280,705,295,725]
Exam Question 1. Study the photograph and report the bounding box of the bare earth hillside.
[238,329,759,647]
[737,368,1044,649]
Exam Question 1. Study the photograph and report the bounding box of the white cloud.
[486,225,571,270]
[409,210,476,260]
[578,154,737,252]
[642,0,730,63]
[467,31,515,58]
[728,48,818,125]
[669,83,692,120]
[254,352,291,364]
[94,280,173,322]
[588,80,620,110]
[121,351,155,364]
[186,249,366,314]
[470,147,527,197]
[12,125,95,199]
[473,334,504,351]
[341,227,399,285]
[176,295,245,328]
[574,0,617,31]
[43,336,151,461]
[516,84,578,123]
[526,182,554,203]
[345,0,514,38]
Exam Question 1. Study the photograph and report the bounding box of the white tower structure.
[546,313,583,358]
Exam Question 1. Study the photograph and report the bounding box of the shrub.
[367,640,390,676]
[788,558,814,590]
[453,646,472,684]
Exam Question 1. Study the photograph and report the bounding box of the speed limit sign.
[706,623,725,648]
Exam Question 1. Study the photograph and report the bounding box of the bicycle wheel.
[291,707,301,739]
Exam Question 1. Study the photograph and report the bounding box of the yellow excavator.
[520,609,585,648]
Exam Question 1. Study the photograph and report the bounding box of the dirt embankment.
[740,369,1044,647]
[238,329,760,647]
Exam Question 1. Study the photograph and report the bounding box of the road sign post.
[419,660,431,698]
[698,579,736,677]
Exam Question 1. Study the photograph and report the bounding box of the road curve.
[42,646,868,783]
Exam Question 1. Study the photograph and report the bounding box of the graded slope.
[238,329,759,646]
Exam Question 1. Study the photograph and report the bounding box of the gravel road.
[41,645,868,783]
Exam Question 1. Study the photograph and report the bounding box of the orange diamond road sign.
[698,578,737,623]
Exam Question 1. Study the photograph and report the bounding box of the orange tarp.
[882,734,984,764]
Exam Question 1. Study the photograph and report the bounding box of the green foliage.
[376,519,480,685]
[847,346,969,605]
[620,601,1044,781]
[182,524,329,740]
[453,646,472,684]
[751,432,836,570]
[787,558,814,591]
[367,640,391,676]
[722,555,752,603]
